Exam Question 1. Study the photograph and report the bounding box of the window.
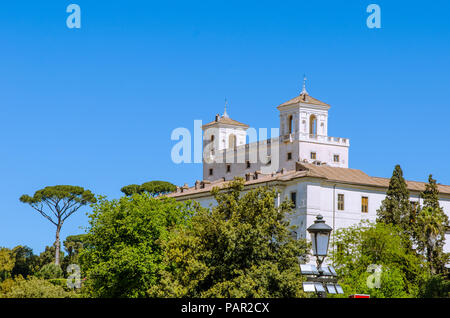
[209,168,213,176]
[337,194,344,211]
[290,192,297,208]
[333,155,340,162]
[361,196,368,213]
[411,201,419,217]
[228,134,236,148]
[226,165,231,173]
[288,115,293,134]
[309,115,317,135]
[287,152,292,160]
[290,231,297,240]
[246,160,251,169]
[310,152,317,160]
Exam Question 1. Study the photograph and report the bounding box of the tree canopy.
[377,165,413,235]
[120,181,176,197]
[413,175,449,274]
[79,194,198,297]
[20,185,96,265]
[151,178,310,298]
[331,221,427,298]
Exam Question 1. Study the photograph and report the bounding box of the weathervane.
[301,75,308,95]
[223,97,229,118]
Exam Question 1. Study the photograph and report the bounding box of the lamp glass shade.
[311,232,330,256]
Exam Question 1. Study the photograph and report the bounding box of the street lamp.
[307,214,332,270]
[301,215,343,298]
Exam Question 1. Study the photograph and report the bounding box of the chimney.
[215,114,220,122]
[180,184,189,193]
[296,161,308,171]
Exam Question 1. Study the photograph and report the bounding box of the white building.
[169,83,450,256]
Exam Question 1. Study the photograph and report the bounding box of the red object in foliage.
[349,294,370,298]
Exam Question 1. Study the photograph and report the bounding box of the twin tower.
[201,84,350,182]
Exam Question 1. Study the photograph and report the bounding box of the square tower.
[277,83,350,168]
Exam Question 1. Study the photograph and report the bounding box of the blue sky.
[1,0,449,254]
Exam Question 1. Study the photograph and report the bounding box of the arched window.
[228,134,237,148]
[210,134,215,153]
[288,115,293,134]
[309,115,317,135]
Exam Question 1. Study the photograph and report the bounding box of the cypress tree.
[422,175,441,210]
[414,175,449,274]
[376,165,412,234]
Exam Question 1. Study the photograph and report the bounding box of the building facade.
[169,85,450,257]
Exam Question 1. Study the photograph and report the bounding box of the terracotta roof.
[167,163,450,198]
[202,115,249,129]
[278,92,330,108]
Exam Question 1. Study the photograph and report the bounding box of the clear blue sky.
[1,0,449,254]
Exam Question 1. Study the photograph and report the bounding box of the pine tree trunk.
[55,225,61,266]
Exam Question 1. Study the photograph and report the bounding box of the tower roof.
[202,99,249,130]
[201,115,249,130]
[278,92,330,108]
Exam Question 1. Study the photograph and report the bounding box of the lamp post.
[307,214,333,298]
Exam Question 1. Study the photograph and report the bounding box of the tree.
[79,194,197,297]
[377,165,412,235]
[413,175,449,274]
[19,185,96,266]
[35,263,64,280]
[11,246,40,278]
[331,221,427,298]
[422,175,441,210]
[62,234,87,272]
[2,276,71,298]
[0,248,15,282]
[151,178,310,298]
[38,245,64,268]
[120,181,176,197]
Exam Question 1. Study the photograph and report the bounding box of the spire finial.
[301,75,308,95]
[223,97,229,118]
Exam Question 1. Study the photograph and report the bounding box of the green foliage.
[0,248,15,281]
[1,276,72,298]
[120,181,176,197]
[19,185,96,266]
[412,175,450,275]
[11,246,40,278]
[19,185,96,206]
[330,221,427,298]
[64,234,87,255]
[120,184,141,196]
[62,234,87,272]
[420,274,450,298]
[39,245,64,268]
[36,263,64,280]
[151,178,310,298]
[377,165,412,234]
[79,194,197,297]
[422,175,441,210]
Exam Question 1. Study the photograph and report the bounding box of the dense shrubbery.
[5,171,449,298]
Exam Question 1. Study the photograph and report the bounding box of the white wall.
[180,180,450,258]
